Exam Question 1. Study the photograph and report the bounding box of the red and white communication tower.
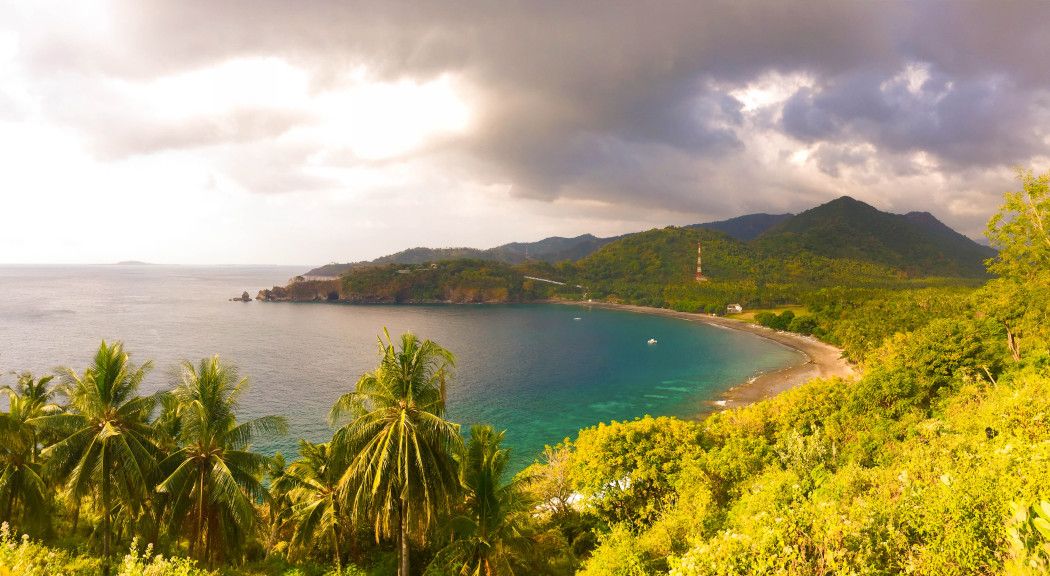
[695,240,709,282]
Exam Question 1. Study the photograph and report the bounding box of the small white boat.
[573,317,581,320]
[647,338,658,345]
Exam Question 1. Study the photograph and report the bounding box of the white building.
[726,303,743,314]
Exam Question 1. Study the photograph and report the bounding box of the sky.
[1,1,1048,265]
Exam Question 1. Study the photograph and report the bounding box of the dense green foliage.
[4,171,1048,574]
[158,358,288,565]
[754,195,996,277]
[329,331,462,576]
[686,213,793,241]
[310,195,988,283]
[516,170,1050,575]
[567,224,973,314]
[426,425,533,575]
[313,195,991,311]
[331,223,975,313]
[340,260,555,303]
[306,234,620,276]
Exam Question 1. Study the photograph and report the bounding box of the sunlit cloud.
[1,1,1049,264]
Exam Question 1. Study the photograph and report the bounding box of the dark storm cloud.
[781,66,1043,168]
[11,0,1050,222]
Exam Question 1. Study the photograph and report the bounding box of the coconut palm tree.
[331,329,462,576]
[135,392,184,551]
[37,341,158,575]
[427,425,533,576]
[157,356,286,566]
[273,439,347,569]
[0,373,60,529]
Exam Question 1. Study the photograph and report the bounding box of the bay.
[0,265,801,469]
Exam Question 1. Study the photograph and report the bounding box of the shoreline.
[556,300,856,412]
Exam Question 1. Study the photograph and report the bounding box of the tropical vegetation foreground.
[2,171,1050,575]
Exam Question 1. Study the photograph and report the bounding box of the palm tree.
[331,330,462,576]
[156,356,286,566]
[265,452,294,550]
[0,373,60,529]
[137,392,184,551]
[427,425,533,576]
[273,440,347,569]
[36,341,158,575]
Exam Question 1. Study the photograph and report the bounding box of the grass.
[726,304,809,323]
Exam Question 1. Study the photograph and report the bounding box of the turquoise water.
[0,265,801,469]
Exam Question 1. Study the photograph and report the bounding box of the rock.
[230,291,252,302]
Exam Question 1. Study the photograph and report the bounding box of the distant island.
[114,260,153,265]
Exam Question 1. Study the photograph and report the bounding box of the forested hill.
[303,234,622,276]
[686,212,793,240]
[304,197,990,280]
[754,196,996,277]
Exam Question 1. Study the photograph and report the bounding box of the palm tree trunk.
[102,448,112,576]
[71,498,80,532]
[205,514,213,567]
[148,502,161,549]
[399,499,410,576]
[196,468,206,563]
[332,496,343,571]
[331,525,343,572]
[4,487,15,524]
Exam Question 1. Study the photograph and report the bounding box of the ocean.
[0,264,801,469]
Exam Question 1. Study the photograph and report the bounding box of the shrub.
[0,521,99,576]
[117,539,214,576]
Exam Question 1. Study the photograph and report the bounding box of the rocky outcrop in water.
[230,291,252,302]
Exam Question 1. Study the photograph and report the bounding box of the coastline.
[557,301,856,412]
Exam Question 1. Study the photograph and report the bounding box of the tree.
[156,356,287,566]
[987,169,1050,282]
[979,169,1050,360]
[331,330,462,576]
[37,341,158,575]
[428,425,533,576]
[570,416,702,528]
[0,373,60,530]
[274,440,347,569]
[523,443,575,518]
[265,452,293,551]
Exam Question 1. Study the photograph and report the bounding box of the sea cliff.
[257,260,556,304]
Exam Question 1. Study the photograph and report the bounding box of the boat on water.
[647,338,658,345]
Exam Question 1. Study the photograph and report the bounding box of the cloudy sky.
[1,1,1048,264]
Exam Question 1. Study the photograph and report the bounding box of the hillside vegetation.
[529,170,1050,575]
[3,171,1047,576]
[754,196,996,277]
[304,197,991,295]
[304,234,622,276]
[685,213,793,241]
[287,195,993,312]
[340,259,549,303]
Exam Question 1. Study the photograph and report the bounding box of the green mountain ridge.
[754,196,995,277]
[686,212,794,240]
[303,234,625,276]
[305,197,991,281]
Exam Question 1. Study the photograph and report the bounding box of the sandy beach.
[558,301,857,411]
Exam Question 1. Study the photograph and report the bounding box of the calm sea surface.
[0,265,801,469]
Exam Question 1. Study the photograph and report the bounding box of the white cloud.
[2,1,1048,264]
